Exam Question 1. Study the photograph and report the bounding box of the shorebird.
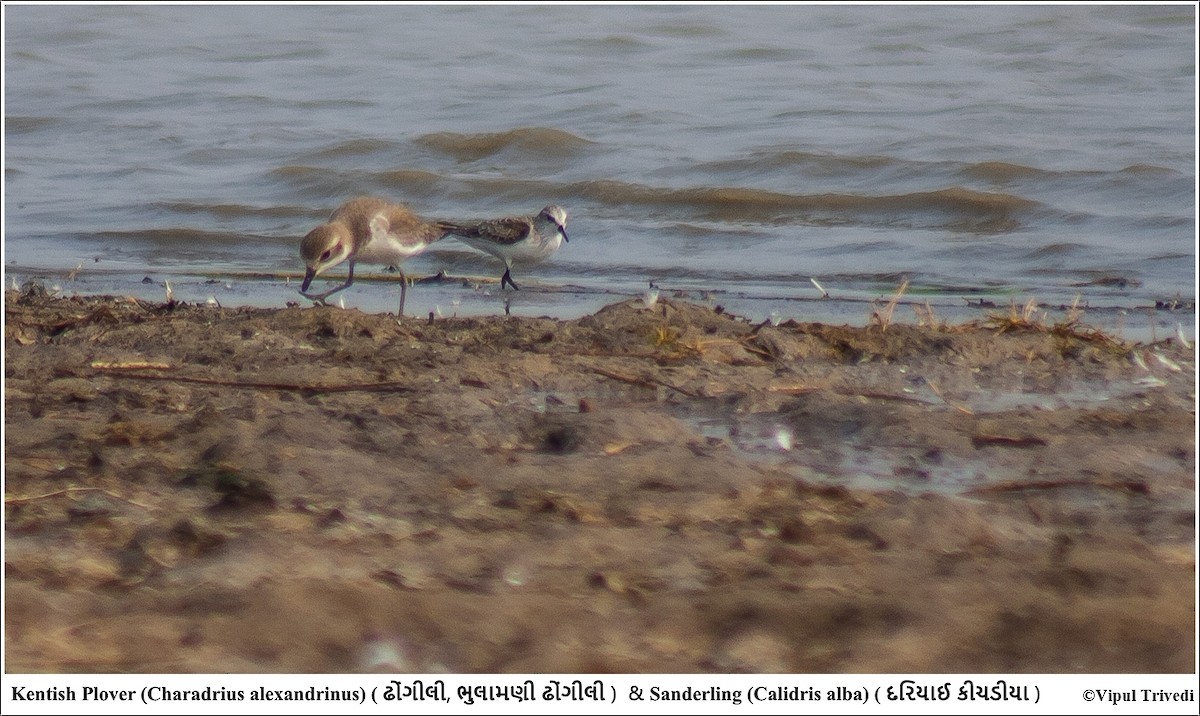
[437,205,569,290]
[299,197,447,315]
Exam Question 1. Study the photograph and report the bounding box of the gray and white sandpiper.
[437,205,569,290]
[299,196,447,315]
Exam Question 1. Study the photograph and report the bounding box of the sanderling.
[438,205,568,290]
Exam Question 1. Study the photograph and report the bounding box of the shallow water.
[4,5,1196,334]
[674,367,1194,497]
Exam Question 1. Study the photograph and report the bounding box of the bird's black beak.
[301,267,316,293]
[558,223,569,242]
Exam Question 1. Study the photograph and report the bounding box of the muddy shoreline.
[4,287,1195,673]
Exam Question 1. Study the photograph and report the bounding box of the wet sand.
[3,286,1195,673]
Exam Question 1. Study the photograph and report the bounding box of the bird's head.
[538,205,569,242]
[299,222,352,292]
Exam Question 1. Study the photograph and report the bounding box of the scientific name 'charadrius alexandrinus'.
[437,205,569,290]
[299,196,447,315]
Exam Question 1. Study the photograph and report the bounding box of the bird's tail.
[434,219,482,239]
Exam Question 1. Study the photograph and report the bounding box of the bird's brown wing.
[373,204,447,245]
[438,216,531,245]
[330,196,389,223]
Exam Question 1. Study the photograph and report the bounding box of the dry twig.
[870,279,909,331]
[590,366,701,398]
[926,380,975,415]
[88,369,417,395]
[4,486,153,510]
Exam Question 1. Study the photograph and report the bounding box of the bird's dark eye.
[320,250,332,261]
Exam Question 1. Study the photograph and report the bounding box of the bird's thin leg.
[500,266,520,291]
[301,261,356,305]
[397,267,408,317]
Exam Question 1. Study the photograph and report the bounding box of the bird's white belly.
[512,233,563,262]
[355,236,428,266]
[461,233,563,264]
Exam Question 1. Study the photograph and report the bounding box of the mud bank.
[4,287,1194,673]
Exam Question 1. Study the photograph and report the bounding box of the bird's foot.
[299,290,336,306]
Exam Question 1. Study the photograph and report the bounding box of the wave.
[269,165,454,206]
[268,165,369,201]
[92,228,283,246]
[695,152,1187,188]
[575,35,651,51]
[563,180,1036,228]
[216,94,372,111]
[1068,274,1144,289]
[1025,242,1091,259]
[959,161,1053,182]
[414,127,596,162]
[152,202,316,220]
[373,170,453,197]
[960,160,1189,184]
[219,47,325,63]
[270,164,1037,231]
[691,151,1190,199]
[1118,163,1186,177]
[696,150,902,176]
[298,138,402,161]
[5,116,59,133]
